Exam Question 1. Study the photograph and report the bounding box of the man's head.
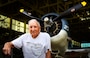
[28,19,41,38]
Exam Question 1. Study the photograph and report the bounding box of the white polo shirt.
[11,32,51,58]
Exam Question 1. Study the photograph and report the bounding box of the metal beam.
[18,0,45,16]
[0,0,17,7]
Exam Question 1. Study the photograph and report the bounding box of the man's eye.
[34,26,37,28]
[30,26,32,28]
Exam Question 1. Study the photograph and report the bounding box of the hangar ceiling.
[0,0,90,42]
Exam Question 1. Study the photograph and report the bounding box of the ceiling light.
[19,9,24,13]
[81,1,87,6]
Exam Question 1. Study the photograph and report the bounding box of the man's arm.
[2,42,14,55]
[46,49,51,58]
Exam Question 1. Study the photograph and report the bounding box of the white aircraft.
[42,13,70,58]
[40,1,87,57]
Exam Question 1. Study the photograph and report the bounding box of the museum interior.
[0,0,90,58]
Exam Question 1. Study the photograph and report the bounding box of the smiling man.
[3,19,51,58]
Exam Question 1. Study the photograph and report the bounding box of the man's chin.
[31,34,37,38]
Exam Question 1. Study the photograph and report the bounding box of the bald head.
[28,19,41,38]
[28,19,40,27]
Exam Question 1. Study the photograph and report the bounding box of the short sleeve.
[45,33,51,53]
[11,34,26,49]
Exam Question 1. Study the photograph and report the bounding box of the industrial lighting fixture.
[19,9,24,13]
[81,1,87,6]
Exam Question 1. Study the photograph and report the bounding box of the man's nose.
[31,27,35,31]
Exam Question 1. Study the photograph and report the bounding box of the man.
[3,19,51,58]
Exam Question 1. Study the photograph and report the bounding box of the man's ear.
[40,26,41,31]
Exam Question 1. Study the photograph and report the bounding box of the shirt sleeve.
[45,33,51,53]
[11,34,26,49]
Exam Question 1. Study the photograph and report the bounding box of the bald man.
[3,19,51,58]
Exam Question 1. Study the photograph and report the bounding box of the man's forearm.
[46,50,51,58]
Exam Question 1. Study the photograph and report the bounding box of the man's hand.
[2,42,13,55]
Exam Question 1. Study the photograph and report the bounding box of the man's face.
[29,21,40,38]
